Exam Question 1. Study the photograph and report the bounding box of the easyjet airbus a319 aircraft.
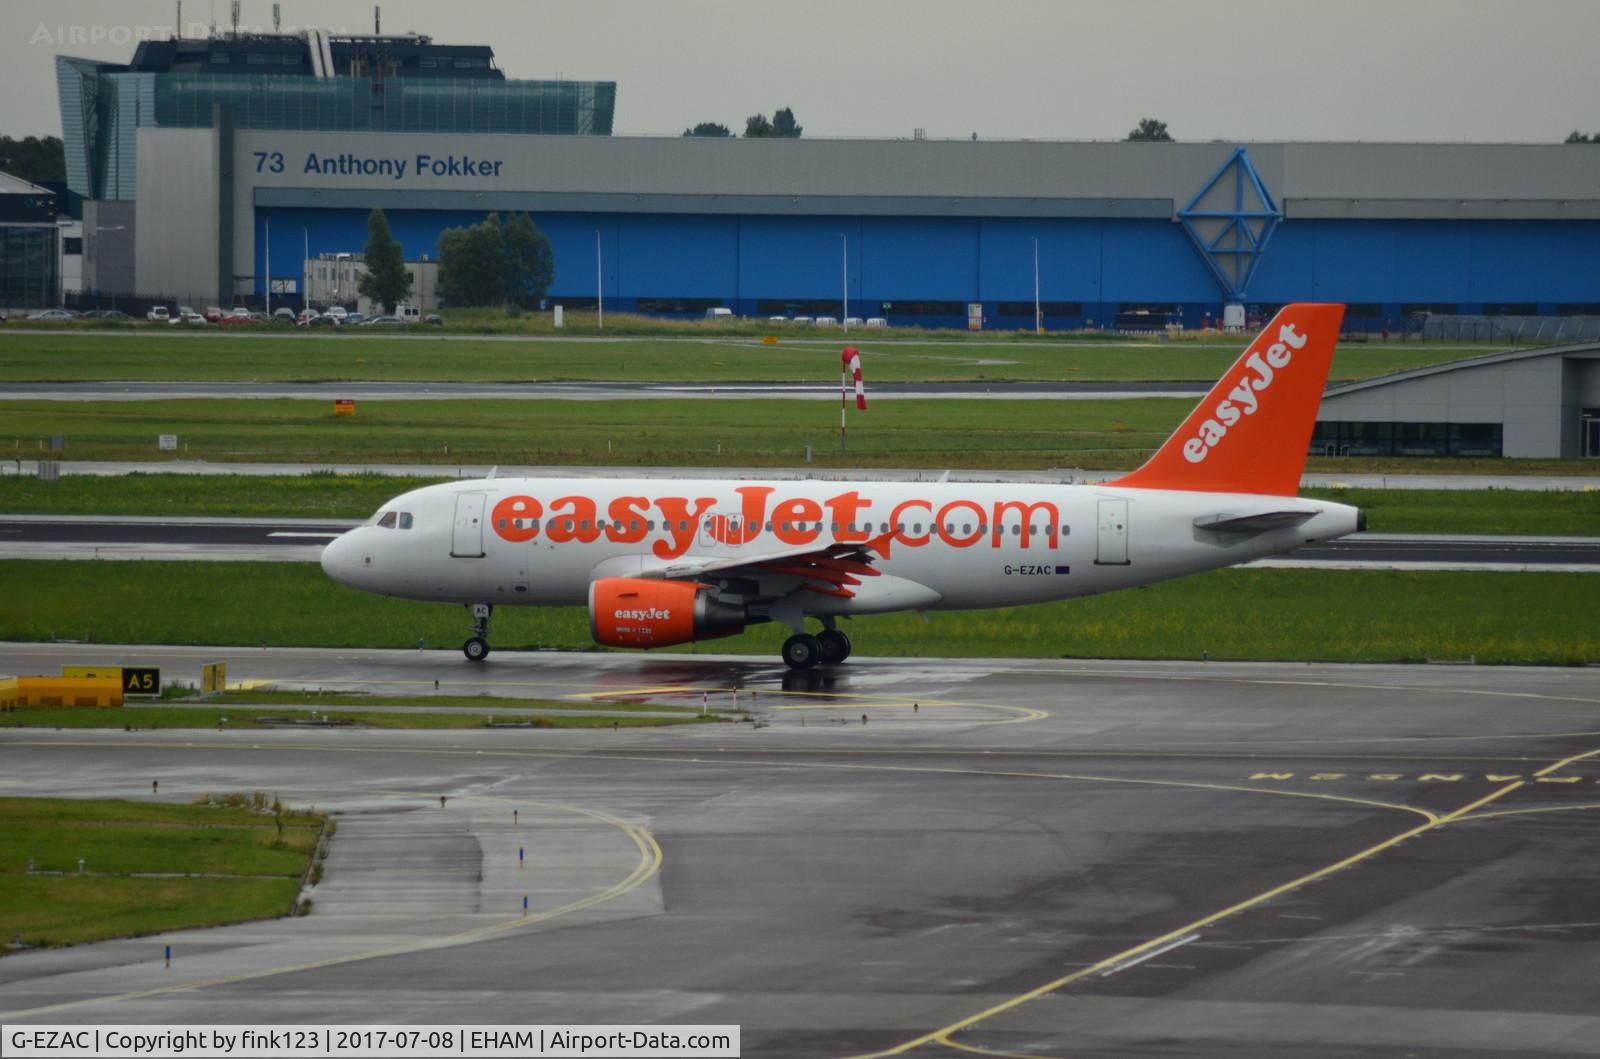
[321,303,1362,668]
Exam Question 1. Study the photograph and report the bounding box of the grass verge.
[0,795,320,950]
[1,689,708,730]
[0,560,1592,665]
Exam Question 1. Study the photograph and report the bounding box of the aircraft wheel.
[817,629,852,664]
[781,633,822,670]
[463,636,490,662]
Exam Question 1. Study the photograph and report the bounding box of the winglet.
[1109,303,1345,496]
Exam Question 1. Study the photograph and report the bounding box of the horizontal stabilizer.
[1194,510,1317,534]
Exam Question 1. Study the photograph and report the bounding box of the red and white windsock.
[842,346,867,410]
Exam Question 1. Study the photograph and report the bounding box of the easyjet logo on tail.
[1181,322,1310,464]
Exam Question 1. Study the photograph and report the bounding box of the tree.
[438,213,507,307]
[682,122,732,137]
[744,113,775,138]
[356,208,412,314]
[1565,130,1597,143]
[0,135,66,183]
[503,212,555,307]
[1126,118,1173,142]
[772,107,802,138]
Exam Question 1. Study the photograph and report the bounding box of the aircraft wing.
[648,535,893,600]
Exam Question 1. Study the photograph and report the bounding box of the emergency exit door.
[451,493,487,558]
[1095,499,1130,565]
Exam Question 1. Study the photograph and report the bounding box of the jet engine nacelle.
[588,577,748,649]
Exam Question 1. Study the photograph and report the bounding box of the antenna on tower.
[230,0,240,36]
[175,1,183,39]
[375,5,381,34]
[272,2,280,33]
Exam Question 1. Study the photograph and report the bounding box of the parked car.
[220,312,257,326]
[271,307,297,323]
[704,307,734,321]
[203,306,225,322]
[398,305,421,324]
[172,307,206,325]
[844,317,864,329]
[344,311,366,326]
[814,316,839,327]
[27,308,77,321]
[361,315,403,326]
[296,309,320,326]
[790,316,813,325]
[147,306,171,322]
[89,309,131,320]
[424,314,444,326]
[224,306,252,320]
[865,317,889,328]
[322,306,349,323]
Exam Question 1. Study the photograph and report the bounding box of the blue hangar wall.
[255,206,1600,329]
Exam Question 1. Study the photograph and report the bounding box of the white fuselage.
[320,476,1361,616]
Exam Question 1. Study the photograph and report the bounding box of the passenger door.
[450,492,488,558]
[1095,498,1130,566]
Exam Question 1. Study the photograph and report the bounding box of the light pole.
[302,227,309,312]
[841,233,849,331]
[264,218,270,316]
[595,229,603,329]
[1032,236,1041,334]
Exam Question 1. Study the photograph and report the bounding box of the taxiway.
[3,646,1600,1056]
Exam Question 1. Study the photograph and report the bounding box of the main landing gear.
[781,620,852,670]
[463,603,492,662]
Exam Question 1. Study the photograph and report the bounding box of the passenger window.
[376,511,397,529]
[647,520,656,531]
[679,520,689,531]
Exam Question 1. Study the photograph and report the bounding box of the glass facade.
[1311,421,1503,458]
[58,57,615,201]
[0,226,61,308]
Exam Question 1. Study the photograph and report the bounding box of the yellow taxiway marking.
[0,795,661,1021]
[848,744,1600,1059]
[570,685,703,700]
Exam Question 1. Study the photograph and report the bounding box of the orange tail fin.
[1110,303,1345,496]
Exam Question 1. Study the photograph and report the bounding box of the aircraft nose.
[320,529,361,586]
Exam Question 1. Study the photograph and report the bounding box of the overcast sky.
[6,0,1599,143]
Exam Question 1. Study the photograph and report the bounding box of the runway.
[3,515,1597,570]
[3,646,1600,1056]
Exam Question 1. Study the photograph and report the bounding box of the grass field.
[0,329,1497,384]
[6,396,1598,478]
[0,796,321,949]
[2,473,1597,534]
[0,396,1190,467]
[0,560,1592,665]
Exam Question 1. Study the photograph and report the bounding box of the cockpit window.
[376,511,398,529]
[398,512,414,530]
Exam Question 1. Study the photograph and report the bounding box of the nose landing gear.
[463,603,493,662]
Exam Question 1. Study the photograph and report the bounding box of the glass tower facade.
[0,226,61,308]
[58,54,616,201]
